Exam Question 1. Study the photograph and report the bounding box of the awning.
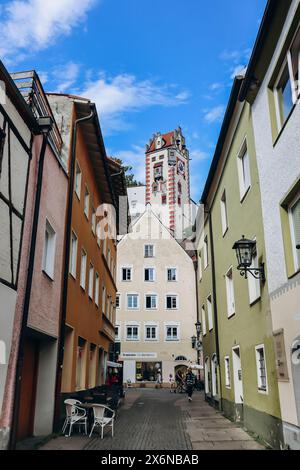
[189,364,204,370]
[107,361,122,368]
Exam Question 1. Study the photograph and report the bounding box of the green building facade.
[197,78,283,448]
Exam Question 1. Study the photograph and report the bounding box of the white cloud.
[209,82,223,91]
[114,145,145,183]
[190,149,209,162]
[0,0,97,60]
[203,105,225,124]
[52,62,80,92]
[78,72,189,133]
[219,50,241,62]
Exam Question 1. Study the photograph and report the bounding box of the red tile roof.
[147,130,175,153]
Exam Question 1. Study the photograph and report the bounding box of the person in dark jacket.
[185,367,196,401]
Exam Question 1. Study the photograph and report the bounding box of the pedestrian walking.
[168,374,175,392]
[185,367,196,402]
[175,369,183,393]
[156,369,162,388]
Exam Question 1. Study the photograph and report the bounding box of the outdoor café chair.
[89,404,115,439]
[62,399,88,437]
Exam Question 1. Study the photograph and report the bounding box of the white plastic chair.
[89,404,115,439]
[126,379,133,388]
[62,399,88,437]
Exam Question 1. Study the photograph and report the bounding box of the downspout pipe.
[193,258,200,365]
[53,106,94,431]
[9,121,52,449]
[208,210,223,408]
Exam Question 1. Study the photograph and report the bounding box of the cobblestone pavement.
[40,389,264,451]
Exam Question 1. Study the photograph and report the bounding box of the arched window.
[175,355,187,361]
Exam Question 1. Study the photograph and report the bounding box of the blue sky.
[0,0,266,201]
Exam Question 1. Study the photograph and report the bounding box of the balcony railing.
[10,70,63,159]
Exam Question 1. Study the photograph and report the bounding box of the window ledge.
[249,296,261,307]
[258,388,268,395]
[273,102,296,147]
[42,270,54,282]
[240,186,251,204]
[227,312,236,320]
[222,227,229,238]
[287,267,300,280]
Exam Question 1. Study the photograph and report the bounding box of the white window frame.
[145,293,158,310]
[115,324,121,341]
[144,323,158,342]
[80,249,87,290]
[207,294,213,331]
[166,294,178,310]
[224,356,231,388]
[69,230,78,279]
[95,272,100,307]
[288,192,300,272]
[126,324,140,341]
[255,344,268,394]
[91,207,96,235]
[116,293,121,309]
[203,236,208,269]
[199,252,203,281]
[237,140,251,201]
[248,237,261,305]
[144,244,155,258]
[75,161,82,199]
[144,267,155,282]
[201,305,207,336]
[166,267,178,282]
[273,24,300,131]
[127,293,139,310]
[102,285,106,313]
[88,263,94,299]
[225,266,235,318]
[165,323,180,342]
[42,219,56,280]
[84,185,90,219]
[220,189,228,236]
[121,266,132,282]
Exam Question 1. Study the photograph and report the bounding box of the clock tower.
[145,127,191,238]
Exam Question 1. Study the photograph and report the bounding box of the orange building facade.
[48,95,124,394]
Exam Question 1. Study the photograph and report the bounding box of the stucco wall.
[116,208,197,383]
[251,0,300,438]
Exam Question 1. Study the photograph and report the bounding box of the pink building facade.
[0,71,68,448]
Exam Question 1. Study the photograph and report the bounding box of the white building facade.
[116,207,197,385]
[247,0,300,449]
[145,128,192,239]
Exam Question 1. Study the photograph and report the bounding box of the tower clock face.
[177,159,185,176]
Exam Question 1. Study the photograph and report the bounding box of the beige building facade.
[116,207,197,385]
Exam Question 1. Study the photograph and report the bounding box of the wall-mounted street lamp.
[232,236,265,281]
[195,321,201,335]
[191,335,197,349]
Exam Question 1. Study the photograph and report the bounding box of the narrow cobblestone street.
[40,390,265,451]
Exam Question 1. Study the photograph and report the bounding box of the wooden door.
[17,338,39,441]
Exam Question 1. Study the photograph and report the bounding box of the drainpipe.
[53,106,94,431]
[193,257,201,380]
[9,117,53,449]
[208,210,223,408]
